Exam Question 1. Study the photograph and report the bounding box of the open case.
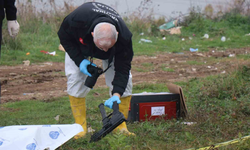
[128,83,188,122]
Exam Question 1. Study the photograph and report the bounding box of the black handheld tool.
[90,102,126,142]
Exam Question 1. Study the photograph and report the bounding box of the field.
[1,0,250,149]
[1,47,250,103]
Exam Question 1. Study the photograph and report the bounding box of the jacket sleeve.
[4,0,17,20]
[112,39,134,96]
[57,23,86,67]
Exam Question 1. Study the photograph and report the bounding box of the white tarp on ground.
[0,124,83,150]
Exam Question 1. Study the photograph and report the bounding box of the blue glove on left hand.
[104,95,121,109]
[79,59,97,77]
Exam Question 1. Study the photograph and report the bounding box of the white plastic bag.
[0,124,83,150]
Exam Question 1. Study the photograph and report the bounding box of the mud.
[1,48,250,103]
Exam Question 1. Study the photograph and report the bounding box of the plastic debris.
[221,36,226,42]
[162,37,166,40]
[40,50,56,56]
[181,122,197,126]
[139,39,152,43]
[190,48,198,52]
[23,60,30,66]
[0,124,83,150]
[245,33,250,36]
[158,19,179,30]
[229,54,236,57]
[203,34,209,39]
[182,38,185,41]
[26,52,30,55]
[54,115,60,121]
[189,37,192,40]
[140,32,144,36]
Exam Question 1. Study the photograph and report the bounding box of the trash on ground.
[23,60,30,66]
[190,48,198,52]
[26,52,30,55]
[88,127,95,133]
[221,36,226,42]
[229,54,236,57]
[203,34,209,39]
[0,124,83,150]
[182,38,185,41]
[221,71,226,74]
[181,122,197,126]
[189,37,192,40]
[140,32,144,36]
[162,37,166,40]
[245,33,250,36]
[23,93,34,96]
[158,19,179,30]
[139,38,152,43]
[54,115,60,121]
[40,50,56,56]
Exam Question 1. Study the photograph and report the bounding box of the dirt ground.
[1,48,250,103]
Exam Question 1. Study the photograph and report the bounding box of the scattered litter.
[204,61,207,64]
[23,93,34,96]
[192,53,206,57]
[54,115,60,121]
[192,68,197,72]
[158,19,179,30]
[88,127,95,133]
[9,73,17,76]
[221,71,226,74]
[203,34,209,39]
[181,122,197,126]
[26,52,30,55]
[0,124,83,150]
[182,38,185,41]
[221,36,226,42]
[23,60,30,66]
[245,33,250,36]
[170,59,175,62]
[207,66,212,69]
[139,39,152,43]
[190,48,198,52]
[229,54,235,57]
[212,50,215,53]
[140,32,144,36]
[193,34,196,36]
[162,37,166,40]
[58,44,65,52]
[40,50,56,56]
[189,37,192,40]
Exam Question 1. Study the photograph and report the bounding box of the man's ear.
[117,32,119,35]
[91,32,94,37]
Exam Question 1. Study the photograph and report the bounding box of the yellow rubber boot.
[113,96,135,136]
[69,95,87,139]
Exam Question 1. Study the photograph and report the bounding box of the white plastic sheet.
[0,124,83,150]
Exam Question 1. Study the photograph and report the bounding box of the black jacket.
[0,0,17,21]
[58,2,134,96]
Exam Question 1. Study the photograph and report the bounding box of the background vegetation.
[1,0,250,149]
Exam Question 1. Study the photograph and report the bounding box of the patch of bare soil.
[1,48,250,103]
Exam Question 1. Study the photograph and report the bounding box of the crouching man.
[57,2,134,139]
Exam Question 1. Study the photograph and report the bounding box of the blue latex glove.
[104,95,121,109]
[79,59,96,77]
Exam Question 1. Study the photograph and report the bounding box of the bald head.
[91,22,118,52]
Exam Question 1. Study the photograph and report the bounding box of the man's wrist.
[113,93,121,98]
